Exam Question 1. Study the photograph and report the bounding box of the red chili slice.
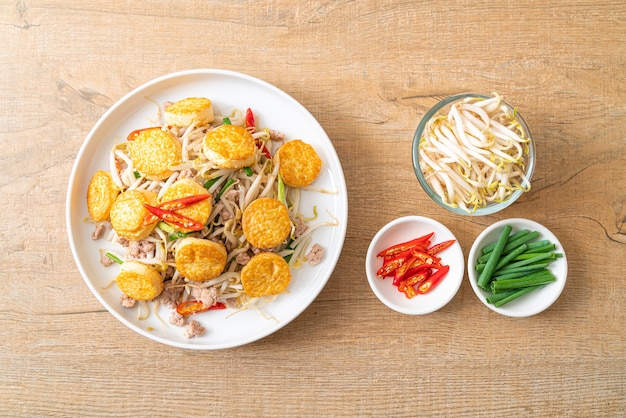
[427,239,456,256]
[127,127,151,141]
[159,194,211,210]
[143,194,212,225]
[176,301,226,316]
[417,265,450,294]
[143,204,205,230]
[245,108,255,128]
[376,232,434,258]
[256,141,272,159]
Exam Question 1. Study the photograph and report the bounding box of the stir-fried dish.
[86,97,332,338]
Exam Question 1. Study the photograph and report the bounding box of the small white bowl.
[365,216,464,315]
[467,218,568,317]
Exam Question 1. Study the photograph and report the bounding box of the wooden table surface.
[2,1,625,416]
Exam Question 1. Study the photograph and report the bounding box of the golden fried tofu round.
[242,198,291,249]
[128,127,182,180]
[115,261,164,301]
[87,170,119,222]
[164,97,215,127]
[203,124,256,169]
[160,178,212,233]
[277,139,322,188]
[241,252,291,297]
[175,237,227,282]
[110,189,158,241]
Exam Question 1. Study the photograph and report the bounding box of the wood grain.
[1,0,625,416]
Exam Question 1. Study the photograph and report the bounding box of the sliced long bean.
[477,231,541,264]
[475,243,529,271]
[496,251,556,272]
[500,230,540,254]
[514,251,560,261]
[486,289,518,304]
[492,265,548,281]
[477,224,512,290]
[524,240,554,251]
[480,229,528,255]
[494,243,529,271]
[493,261,552,276]
[493,285,546,307]
[490,269,555,292]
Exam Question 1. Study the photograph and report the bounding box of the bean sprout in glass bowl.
[412,93,535,216]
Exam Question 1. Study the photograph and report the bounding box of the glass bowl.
[412,93,535,216]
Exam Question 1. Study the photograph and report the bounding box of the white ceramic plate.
[467,218,567,317]
[365,216,464,315]
[66,69,348,349]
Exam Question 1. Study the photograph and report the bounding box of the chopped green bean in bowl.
[412,93,535,216]
[467,218,568,317]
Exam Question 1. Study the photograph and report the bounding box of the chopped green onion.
[244,166,253,177]
[158,221,189,240]
[169,232,189,240]
[277,174,286,205]
[223,117,231,125]
[203,177,221,189]
[133,170,141,179]
[217,178,235,200]
[157,221,175,233]
[105,252,123,265]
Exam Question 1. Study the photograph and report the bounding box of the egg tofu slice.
[242,198,291,249]
[110,189,158,241]
[164,97,215,127]
[160,178,212,233]
[203,124,256,169]
[276,139,322,188]
[129,127,182,180]
[115,261,164,301]
[241,252,291,297]
[87,170,119,222]
[175,237,227,282]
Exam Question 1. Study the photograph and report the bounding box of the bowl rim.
[411,92,535,216]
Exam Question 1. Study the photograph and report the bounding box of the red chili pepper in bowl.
[427,239,456,256]
[409,249,441,267]
[376,232,434,258]
[397,269,432,298]
[417,265,450,294]
[376,233,455,299]
[377,250,412,278]
[392,264,431,286]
